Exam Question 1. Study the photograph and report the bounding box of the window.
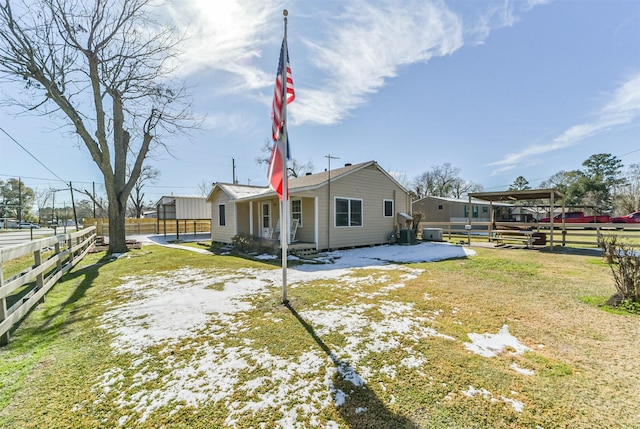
[218,204,226,226]
[383,199,394,217]
[438,205,443,210]
[291,200,302,227]
[335,197,363,227]
[463,205,479,218]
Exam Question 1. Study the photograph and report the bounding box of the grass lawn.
[0,244,638,428]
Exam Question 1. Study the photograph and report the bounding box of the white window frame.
[383,199,394,218]
[262,203,270,229]
[291,199,303,228]
[335,196,363,228]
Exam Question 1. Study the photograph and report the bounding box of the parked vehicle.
[18,222,40,229]
[611,211,640,224]
[539,212,611,223]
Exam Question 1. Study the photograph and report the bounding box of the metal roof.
[469,189,564,202]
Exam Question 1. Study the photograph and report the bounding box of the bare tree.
[450,178,483,199]
[128,165,160,218]
[34,188,52,224]
[613,163,640,215]
[413,163,467,199]
[256,139,313,178]
[197,179,212,197]
[0,0,193,252]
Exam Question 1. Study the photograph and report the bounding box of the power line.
[0,126,67,184]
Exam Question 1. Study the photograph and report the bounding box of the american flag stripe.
[271,39,295,142]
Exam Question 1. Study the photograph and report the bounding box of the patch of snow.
[463,386,525,413]
[93,242,477,424]
[462,385,492,399]
[510,362,535,376]
[501,396,525,413]
[464,325,530,358]
[255,253,278,260]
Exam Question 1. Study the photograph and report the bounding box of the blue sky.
[1,0,639,203]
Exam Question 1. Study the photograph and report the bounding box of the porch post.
[314,196,319,250]
[249,202,254,236]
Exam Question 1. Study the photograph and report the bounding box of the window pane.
[350,200,362,226]
[336,198,349,227]
[384,200,393,217]
[219,205,226,226]
[336,213,348,227]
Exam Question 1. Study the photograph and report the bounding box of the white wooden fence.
[418,221,640,248]
[0,227,96,345]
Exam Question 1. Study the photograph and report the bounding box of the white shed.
[156,196,210,220]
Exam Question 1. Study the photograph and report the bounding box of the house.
[412,196,512,223]
[206,161,413,251]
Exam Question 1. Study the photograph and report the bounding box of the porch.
[254,237,317,256]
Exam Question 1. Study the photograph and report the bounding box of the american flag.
[271,39,295,141]
[268,38,294,200]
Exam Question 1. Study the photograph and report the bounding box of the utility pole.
[17,177,22,223]
[69,182,79,230]
[325,154,339,250]
[232,158,238,184]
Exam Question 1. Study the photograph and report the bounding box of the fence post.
[55,241,62,272]
[34,249,45,304]
[0,260,8,345]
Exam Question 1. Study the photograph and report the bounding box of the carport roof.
[469,188,564,202]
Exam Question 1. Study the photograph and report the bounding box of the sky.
[1,0,639,205]
[97,240,538,423]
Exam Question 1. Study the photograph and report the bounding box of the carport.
[468,189,565,247]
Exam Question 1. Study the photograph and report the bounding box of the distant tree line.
[411,153,638,216]
[1,166,159,225]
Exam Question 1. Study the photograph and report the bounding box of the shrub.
[231,233,256,253]
[599,235,640,306]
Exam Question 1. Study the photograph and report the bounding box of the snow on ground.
[90,241,534,425]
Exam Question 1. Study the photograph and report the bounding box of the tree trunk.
[108,193,128,254]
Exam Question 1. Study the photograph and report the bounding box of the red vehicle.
[540,211,611,223]
[611,211,640,223]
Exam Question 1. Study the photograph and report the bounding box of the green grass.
[0,245,638,428]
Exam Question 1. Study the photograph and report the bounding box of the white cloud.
[200,111,255,134]
[292,0,464,126]
[488,72,640,171]
[159,0,550,129]
[163,0,286,91]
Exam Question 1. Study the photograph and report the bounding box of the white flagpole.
[280,10,289,304]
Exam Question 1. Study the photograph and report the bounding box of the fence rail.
[417,221,640,248]
[0,227,96,345]
[83,218,211,237]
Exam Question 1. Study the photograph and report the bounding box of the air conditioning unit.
[422,228,443,242]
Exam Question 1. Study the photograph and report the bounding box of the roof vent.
[344,163,352,167]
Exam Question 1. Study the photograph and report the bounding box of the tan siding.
[236,202,251,235]
[308,164,410,250]
[210,193,236,244]
[292,197,315,243]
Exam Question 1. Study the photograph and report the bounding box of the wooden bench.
[489,230,534,248]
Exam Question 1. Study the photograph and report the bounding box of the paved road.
[0,228,77,249]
